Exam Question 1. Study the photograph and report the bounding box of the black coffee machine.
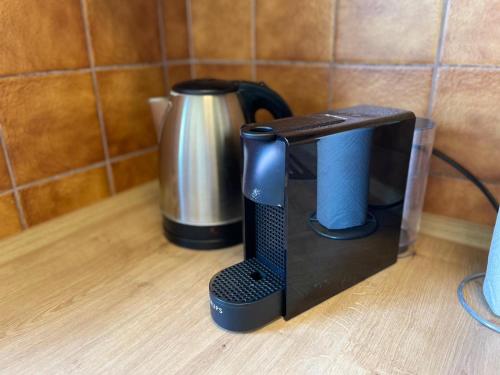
[209,106,415,332]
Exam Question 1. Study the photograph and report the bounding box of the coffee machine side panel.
[284,120,415,320]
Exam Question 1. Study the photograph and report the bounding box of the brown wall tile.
[112,151,159,193]
[335,0,443,64]
[443,0,500,65]
[0,0,88,75]
[20,168,110,226]
[86,0,161,66]
[256,0,334,61]
[0,73,104,185]
[1,0,497,233]
[424,175,500,226]
[331,67,433,116]
[194,64,252,80]
[254,109,275,123]
[0,194,22,239]
[163,0,190,59]
[191,0,251,59]
[256,65,330,115]
[431,68,500,181]
[98,68,164,157]
[0,143,11,192]
[167,65,192,90]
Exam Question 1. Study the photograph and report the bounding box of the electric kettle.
[149,79,292,250]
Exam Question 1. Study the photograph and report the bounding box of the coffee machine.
[209,106,415,331]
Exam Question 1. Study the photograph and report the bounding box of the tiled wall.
[185,0,500,227]
[0,0,191,239]
[1,0,499,240]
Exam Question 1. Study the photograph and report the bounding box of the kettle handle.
[237,81,292,123]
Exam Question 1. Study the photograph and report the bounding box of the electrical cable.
[432,148,499,212]
[432,148,500,333]
[457,272,500,334]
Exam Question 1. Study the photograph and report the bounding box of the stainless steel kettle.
[149,79,291,249]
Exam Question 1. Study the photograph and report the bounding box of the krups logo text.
[210,300,223,314]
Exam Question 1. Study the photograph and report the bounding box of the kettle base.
[162,217,242,250]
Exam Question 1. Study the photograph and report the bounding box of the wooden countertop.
[1,182,499,374]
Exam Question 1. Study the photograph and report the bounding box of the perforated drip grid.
[210,258,283,304]
[255,204,287,278]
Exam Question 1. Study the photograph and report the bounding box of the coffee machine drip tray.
[209,258,284,332]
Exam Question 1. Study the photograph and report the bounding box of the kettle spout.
[148,97,171,142]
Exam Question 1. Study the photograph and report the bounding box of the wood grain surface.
[0,182,499,374]
[420,212,494,251]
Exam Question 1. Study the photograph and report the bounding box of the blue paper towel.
[317,128,373,230]
[484,209,500,316]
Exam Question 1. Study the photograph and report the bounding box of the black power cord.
[432,148,499,213]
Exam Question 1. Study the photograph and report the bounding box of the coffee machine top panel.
[241,105,415,144]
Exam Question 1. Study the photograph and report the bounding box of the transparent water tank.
[399,118,436,256]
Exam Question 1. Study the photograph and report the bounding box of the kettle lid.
[172,79,238,95]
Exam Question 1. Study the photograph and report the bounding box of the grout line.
[426,0,452,119]
[328,0,340,109]
[109,145,159,164]
[256,59,330,67]
[328,75,334,110]
[156,0,170,94]
[94,62,163,72]
[0,68,92,80]
[16,161,107,191]
[332,62,433,69]
[80,0,116,195]
[4,59,500,83]
[165,59,192,66]
[440,63,500,71]
[332,0,340,63]
[0,189,14,198]
[250,0,257,80]
[0,127,28,229]
[188,58,433,69]
[191,58,251,65]
[11,147,159,193]
[0,62,178,81]
[185,0,196,78]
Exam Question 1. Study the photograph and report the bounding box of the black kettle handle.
[237,81,292,123]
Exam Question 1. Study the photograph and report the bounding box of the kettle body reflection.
[149,79,291,249]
